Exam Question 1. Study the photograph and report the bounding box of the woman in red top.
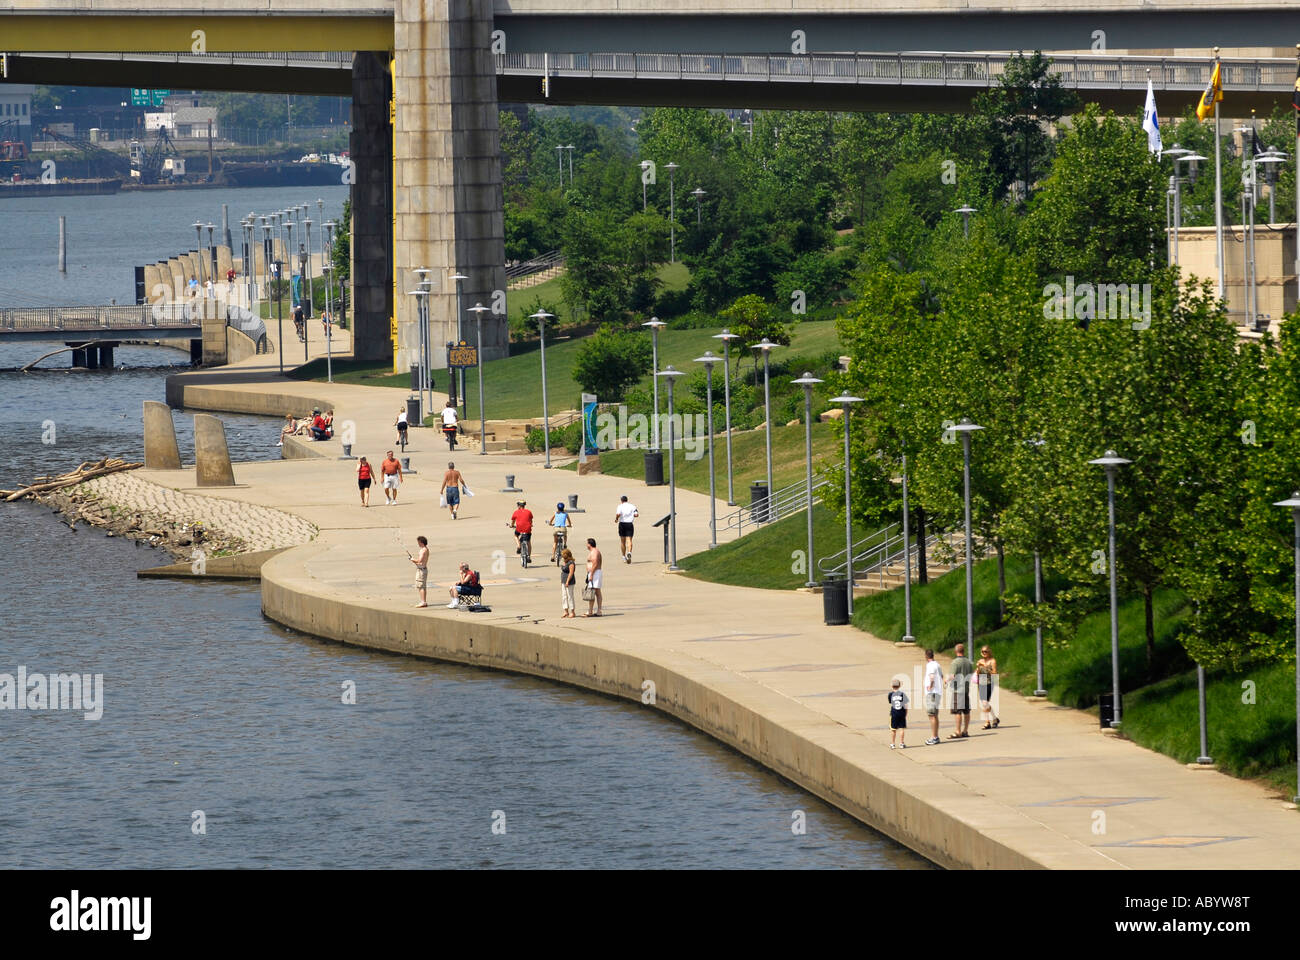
[356,456,374,507]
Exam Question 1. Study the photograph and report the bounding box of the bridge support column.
[189,339,202,365]
[193,414,236,487]
[143,400,182,470]
[393,0,508,373]
[350,51,395,365]
[69,346,86,368]
[98,344,115,369]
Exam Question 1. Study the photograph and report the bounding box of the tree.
[571,325,653,402]
[719,295,791,380]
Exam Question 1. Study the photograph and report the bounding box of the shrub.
[571,324,653,402]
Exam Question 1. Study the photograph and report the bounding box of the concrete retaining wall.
[226,325,260,365]
[165,376,333,420]
[259,542,1082,870]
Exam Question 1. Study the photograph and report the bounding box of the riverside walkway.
[138,322,1300,870]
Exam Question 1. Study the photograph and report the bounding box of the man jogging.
[614,495,638,564]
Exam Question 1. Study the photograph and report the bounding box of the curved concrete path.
[144,341,1300,870]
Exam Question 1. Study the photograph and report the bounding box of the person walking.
[947,643,975,740]
[614,495,638,564]
[441,461,464,520]
[395,407,409,449]
[559,548,577,618]
[409,535,429,607]
[888,679,909,749]
[584,538,603,617]
[381,449,402,505]
[923,648,944,745]
[977,645,1001,729]
[356,455,374,507]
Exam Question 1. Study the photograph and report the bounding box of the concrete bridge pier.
[69,346,87,368]
[143,400,182,470]
[347,7,510,370]
[194,413,236,487]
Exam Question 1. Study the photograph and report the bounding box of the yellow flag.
[1196,61,1223,121]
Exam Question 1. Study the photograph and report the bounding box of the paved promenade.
[133,337,1300,869]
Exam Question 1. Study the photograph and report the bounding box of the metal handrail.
[715,470,829,539]
[499,51,1298,93]
[505,249,564,280]
[0,303,201,330]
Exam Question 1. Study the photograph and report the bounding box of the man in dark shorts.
[614,495,638,564]
[948,642,975,739]
[888,679,909,749]
[441,461,464,520]
[509,500,533,566]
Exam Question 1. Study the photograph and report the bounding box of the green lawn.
[459,319,841,421]
[677,503,845,590]
[565,419,843,497]
[288,357,409,390]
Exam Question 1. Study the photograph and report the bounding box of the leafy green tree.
[719,294,791,380]
[571,325,653,401]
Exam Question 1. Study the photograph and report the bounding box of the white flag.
[1142,79,1162,158]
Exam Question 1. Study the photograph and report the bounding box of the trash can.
[409,365,420,390]
[1099,692,1121,729]
[568,494,579,510]
[644,450,664,486]
[750,481,770,523]
[406,395,422,427]
[822,577,849,626]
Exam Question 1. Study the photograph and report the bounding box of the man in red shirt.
[508,500,533,566]
[381,450,403,505]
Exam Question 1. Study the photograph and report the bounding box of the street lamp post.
[468,302,489,455]
[830,394,863,615]
[901,447,915,643]
[640,160,650,211]
[712,329,738,505]
[666,162,679,263]
[451,272,469,418]
[531,309,555,468]
[1089,450,1132,730]
[642,317,666,449]
[695,351,722,548]
[414,266,433,419]
[406,284,430,425]
[753,338,782,522]
[949,419,985,650]
[1273,492,1300,804]
[205,223,216,293]
[565,144,574,183]
[1025,435,1048,696]
[556,144,564,185]
[192,221,205,288]
[691,187,706,225]
[274,258,284,376]
[792,372,823,586]
[304,218,313,319]
[955,204,976,239]
[265,224,280,374]
[323,263,334,383]
[657,365,686,569]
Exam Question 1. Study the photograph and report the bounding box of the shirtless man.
[584,537,603,617]
[440,461,465,520]
[409,535,429,607]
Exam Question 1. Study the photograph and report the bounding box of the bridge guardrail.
[0,303,203,332]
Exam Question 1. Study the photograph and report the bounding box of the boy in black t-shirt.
[888,679,909,749]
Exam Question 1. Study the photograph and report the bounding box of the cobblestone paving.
[83,472,317,552]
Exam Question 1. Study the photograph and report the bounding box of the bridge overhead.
[5,0,1299,373]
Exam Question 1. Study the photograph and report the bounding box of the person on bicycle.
[508,500,533,567]
[440,400,459,450]
[293,303,306,341]
[395,407,409,448]
[548,502,572,563]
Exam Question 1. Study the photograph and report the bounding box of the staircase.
[714,471,829,539]
[506,250,566,290]
[818,523,979,597]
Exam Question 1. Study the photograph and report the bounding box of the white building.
[144,106,219,140]
[0,84,35,147]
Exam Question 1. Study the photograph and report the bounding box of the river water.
[0,194,926,869]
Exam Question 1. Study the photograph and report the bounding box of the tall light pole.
[1170,147,1207,269]
[407,284,430,425]
[640,160,651,211]
[414,266,433,419]
[205,223,216,293]
[712,329,738,505]
[955,204,976,239]
[1089,450,1131,730]
[304,217,314,319]
[657,365,686,569]
[265,223,279,374]
[901,445,915,643]
[556,144,565,185]
[691,187,706,225]
[792,372,823,586]
[532,309,555,468]
[830,394,862,615]
[642,317,666,449]
[949,420,984,650]
[753,338,782,522]
[564,143,574,183]
[450,272,468,417]
[666,161,679,263]
[274,257,284,377]
[323,263,334,383]
[1273,492,1300,804]
[695,351,721,548]
[468,302,489,455]
[192,221,205,288]
[1026,436,1048,696]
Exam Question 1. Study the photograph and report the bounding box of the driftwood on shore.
[19,339,113,374]
[0,457,142,502]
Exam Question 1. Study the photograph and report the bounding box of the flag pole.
[1214,47,1226,302]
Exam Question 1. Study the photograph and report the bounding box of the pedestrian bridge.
[0,304,200,343]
